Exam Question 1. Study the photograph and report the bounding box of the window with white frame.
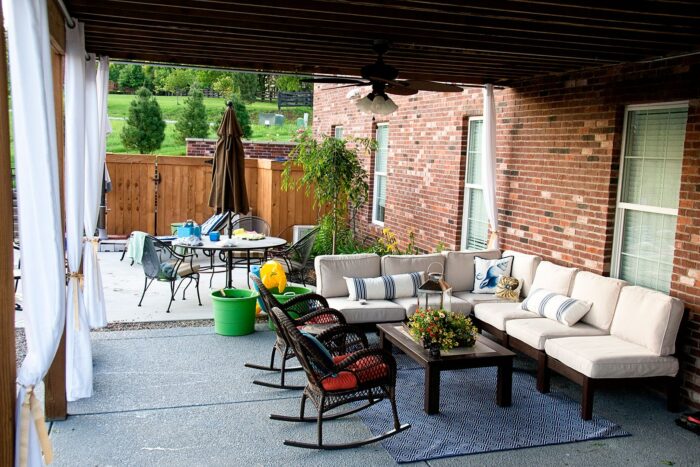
[372,124,389,224]
[461,117,489,250]
[612,103,688,293]
[334,125,343,139]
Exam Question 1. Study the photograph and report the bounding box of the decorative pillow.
[495,276,521,301]
[344,271,424,301]
[473,256,514,294]
[300,331,334,370]
[520,288,593,326]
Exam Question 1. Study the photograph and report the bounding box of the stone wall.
[312,55,700,407]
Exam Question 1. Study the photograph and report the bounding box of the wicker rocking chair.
[244,273,346,390]
[269,306,410,450]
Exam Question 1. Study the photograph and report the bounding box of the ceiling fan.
[302,40,463,115]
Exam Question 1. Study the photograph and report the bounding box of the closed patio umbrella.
[209,101,250,235]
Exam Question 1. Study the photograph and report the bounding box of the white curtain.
[82,54,108,329]
[4,0,65,465]
[481,84,499,249]
[64,21,93,402]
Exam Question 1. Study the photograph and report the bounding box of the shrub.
[228,95,252,139]
[120,87,166,154]
[175,84,209,142]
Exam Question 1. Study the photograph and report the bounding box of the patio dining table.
[185,236,287,289]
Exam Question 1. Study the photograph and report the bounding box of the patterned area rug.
[358,364,629,463]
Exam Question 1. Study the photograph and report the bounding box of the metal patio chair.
[137,235,202,313]
[268,226,319,286]
[269,306,410,449]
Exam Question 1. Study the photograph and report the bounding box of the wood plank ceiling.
[67,0,700,85]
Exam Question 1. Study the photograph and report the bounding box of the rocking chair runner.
[245,273,347,390]
[270,306,410,450]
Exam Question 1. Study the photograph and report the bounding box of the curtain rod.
[55,0,75,29]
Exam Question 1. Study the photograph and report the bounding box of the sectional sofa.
[314,250,686,419]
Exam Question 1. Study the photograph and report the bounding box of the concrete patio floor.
[17,251,700,465]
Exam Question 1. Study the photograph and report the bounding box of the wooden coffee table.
[377,323,515,415]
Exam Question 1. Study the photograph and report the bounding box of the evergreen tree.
[120,87,166,154]
[118,65,146,90]
[232,73,258,102]
[228,94,252,139]
[175,84,209,142]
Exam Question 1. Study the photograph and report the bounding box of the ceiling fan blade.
[328,83,367,90]
[301,77,367,84]
[402,80,464,93]
[385,85,418,96]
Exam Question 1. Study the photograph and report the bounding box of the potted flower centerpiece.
[407,308,479,357]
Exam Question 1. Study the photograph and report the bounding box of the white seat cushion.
[442,249,501,293]
[473,302,539,331]
[610,286,684,356]
[503,250,541,298]
[326,297,405,324]
[381,253,444,276]
[506,318,607,350]
[570,272,626,331]
[530,261,578,296]
[314,254,381,298]
[393,296,472,317]
[545,335,679,379]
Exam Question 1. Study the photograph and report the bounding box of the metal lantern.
[417,263,452,312]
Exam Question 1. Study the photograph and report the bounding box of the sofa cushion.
[504,250,542,298]
[506,318,606,350]
[544,335,679,379]
[345,272,423,301]
[571,272,626,331]
[454,291,512,307]
[393,295,472,317]
[610,286,684,356]
[473,256,514,293]
[473,302,538,331]
[325,297,405,324]
[529,261,578,296]
[315,254,380,298]
[442,249,501,293]
[381,253,444,276]
[520,288,592,326]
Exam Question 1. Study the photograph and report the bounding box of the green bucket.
[211,288,259,336]
[268,286,312,330]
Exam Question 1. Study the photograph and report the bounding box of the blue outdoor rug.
[358,363,630,463]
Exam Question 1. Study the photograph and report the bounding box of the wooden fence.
[105,154,322,239]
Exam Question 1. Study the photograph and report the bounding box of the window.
[372,124,389,224]
[461,118,489,250]
[333,125,344,139]
[612,103,688,293]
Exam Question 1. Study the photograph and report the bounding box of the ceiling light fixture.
[355,83,398,116]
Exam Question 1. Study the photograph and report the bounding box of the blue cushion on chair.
[300,331,334,369]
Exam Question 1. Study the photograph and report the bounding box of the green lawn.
[107,94,311,154]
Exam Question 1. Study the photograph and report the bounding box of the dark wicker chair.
[137,235,202,313]
[245,273,346,389]
[269,306,410,449]
[268,227,319,286]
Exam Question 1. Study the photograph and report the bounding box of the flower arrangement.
[407,308,479,351]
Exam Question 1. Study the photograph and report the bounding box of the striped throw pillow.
[344,272,424,301]
[520,288,593,326]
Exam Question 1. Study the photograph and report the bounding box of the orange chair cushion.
[320,371,358,391]
[321,355,389,390]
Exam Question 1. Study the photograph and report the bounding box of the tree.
[163,69,196,100]
[232,73,258,102]
[175,84,209,142]
[120,87,166,154]
[275,75,302,92]
[153,67,174,94]
[195,70,225,90]
[229,94,252,139]
[212,75,235,98]
[109,63,124,87]
[282,132,372,254]
[118,64,146,90]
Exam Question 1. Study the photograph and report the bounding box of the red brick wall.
[313,56,700,407]
[186,139,296,160]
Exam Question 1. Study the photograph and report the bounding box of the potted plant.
[282,130,372,254]
[407,308,479,355]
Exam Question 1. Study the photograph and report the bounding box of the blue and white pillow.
[473,256,514,294]
[520,288,593,326]
[344,272,424,301]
